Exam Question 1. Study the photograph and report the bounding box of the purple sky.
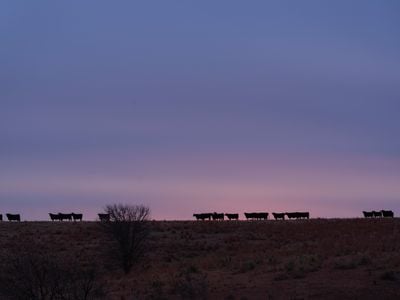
[1,1,400,220]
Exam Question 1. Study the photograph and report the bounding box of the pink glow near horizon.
[1,153,399,220]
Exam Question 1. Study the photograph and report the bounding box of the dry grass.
[1,218,400,299]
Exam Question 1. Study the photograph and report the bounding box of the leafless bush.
[333,254,369,270]
[0,251,105,300]
[102,204,150,273]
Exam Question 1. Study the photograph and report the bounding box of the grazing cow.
[225,213,239,220]
[72,213,83,221]
[6,213,20,222]
[212,212,224,221]
[272,212,285,220]
[98,213,111,221]
[58,213,72,221]
[49,213,61,221]
[193,213,212,221]
[372,211,382,218]
[381,210,394,218]
[363,211,373,218]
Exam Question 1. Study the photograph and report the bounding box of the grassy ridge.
[1,219,400,299]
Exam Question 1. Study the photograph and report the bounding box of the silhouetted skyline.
[1,1,400,220]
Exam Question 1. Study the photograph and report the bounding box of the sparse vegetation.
[172,266,209,299]
[0,218,400,299]
[0,244,105,300]
[239,260,256,273]
[380,270,398,281]
[147,278,167,300]
[333,254,370,270]
[102,204,150,274]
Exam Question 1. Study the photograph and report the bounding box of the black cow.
[285,212,298,219]
[193,213,212,221]
[225,213,239,220]
[58,213,72,221]
[49,213,61,221]
[257,212,268,220]
[372,211,382,218]
[363,211,373,218]
[98,213,111,221]
[272,212,285,220]
[381,210,394,218]
[298,212,310,219]
[244,212,268,220]
[72,213,83,221]
[6,213,20,222]
[212,212,224,220]
[285,212,310,220]
[244,212,256,220]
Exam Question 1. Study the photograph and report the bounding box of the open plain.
[1,218,400,299]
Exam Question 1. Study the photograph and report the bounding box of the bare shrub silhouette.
[102,204,150,274]
[0,249,105,300]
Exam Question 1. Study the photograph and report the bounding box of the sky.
[1,1,400,220]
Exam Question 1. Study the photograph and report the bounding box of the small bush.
[273,273,289,281]
[239,261,256,273]
[333,255,369,270]
[147,279,167,300]
[380,271,398,281]
[280,255,322,279]
[284,260,295,272]
[219,256,232,268]
[101,204,150,274]
[172,267,209,299]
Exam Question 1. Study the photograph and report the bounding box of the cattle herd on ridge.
[0,210,395,222]
[193,210,395,221]
[193,212,310,221]
[362,210,394,218]
[0,213,111,222]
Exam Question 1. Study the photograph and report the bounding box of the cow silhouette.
[381,210,394,218]
[244,212,255,220]
[372,211,382,218]
[212,212,224,220]
[285,212,296,219]
[363,211,373,218]
[98,213,111,221]
[244,212,268,220]
[193,213,212,221]
[58,213,72,221]
[225,213,239,220]
[299,212,310,219]
[72,213,83,221]
[49,213,61,221]
[6,213,20,222]
[257,212,268,220]
[286,212,310,220]
[272,212,285,220]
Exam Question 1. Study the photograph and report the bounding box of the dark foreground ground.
[1,218,400,299]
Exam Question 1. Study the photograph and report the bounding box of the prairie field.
[1,218,400,299]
